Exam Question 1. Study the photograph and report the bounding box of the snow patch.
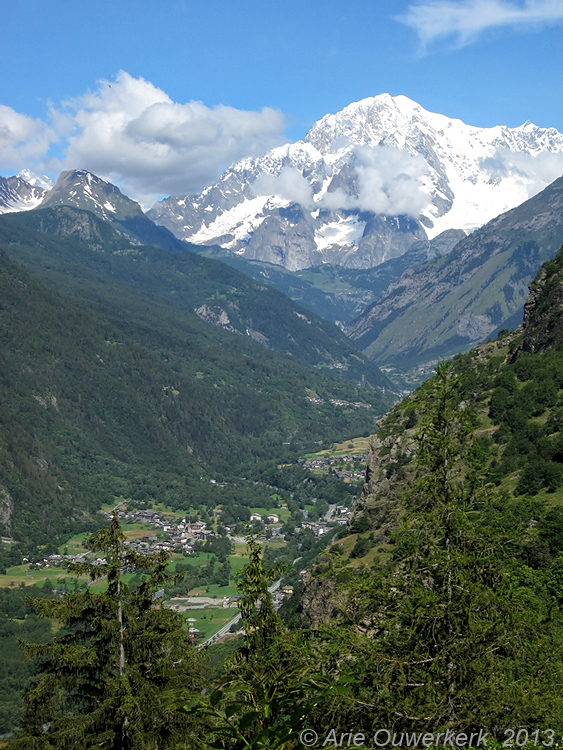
[17,169,54,191]
[315,215,366,252]
[189,196,271,246]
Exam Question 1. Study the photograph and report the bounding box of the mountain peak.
[41,169,144,221]
[17,169,54,191]
[0,173,48,214]
[149,94,563,271]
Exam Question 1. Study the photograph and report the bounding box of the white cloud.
[480,147,563,195]
[396,0,563,48]
[352,145,431,215]
[53,71,287,207]
[0,71,287,207]
[251,166,314,206]
[251,146,431,218]
[0,105,53,168]
[320,146,431,216]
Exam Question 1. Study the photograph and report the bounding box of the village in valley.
[3,445,365,642]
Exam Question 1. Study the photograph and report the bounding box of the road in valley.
[199,579,282,647]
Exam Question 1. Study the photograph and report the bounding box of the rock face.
[350,429,414,534]
[0,173,49,214]
[0,489,13,533]
[522,247,563,353]
[149,94,563,271]
[346,174,563,368]
[295,575,342,629]
[39,170,189,252]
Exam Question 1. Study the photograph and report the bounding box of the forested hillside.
[278,245,563,732]
[0,233,390,557]
[4,244,563,745]
[0,208,391,390]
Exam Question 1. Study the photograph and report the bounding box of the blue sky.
[1,0,562,205]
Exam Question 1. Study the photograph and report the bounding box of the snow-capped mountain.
[41,169,145,222]
[17,169,55,192]
[0,170,53,214]
[40,169,191,252]
[148,94,563,271]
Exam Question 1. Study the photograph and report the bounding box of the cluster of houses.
[299,453,367,470]
[301,506,350,536]
[332,468,366,481]
[306,397,372,409]
[38,551,90,569]
[37,510,219,569]
[114,509,219,553]
[298,453,367,481]
[249,512,280,525]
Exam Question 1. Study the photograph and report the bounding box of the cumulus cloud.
[351,145,431,215]
[250,146,431,218]
[251,166,314,206]
[480,147,563,194]
[321,146,431,216]
[50,71,287,207]
[0,71,287,207]
[396,0,563,49]
[0,105,53,168]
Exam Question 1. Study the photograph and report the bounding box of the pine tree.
[342,362,563,732]
[10,516,203,749]
[183,534,330,750]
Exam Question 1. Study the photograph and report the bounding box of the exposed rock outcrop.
[0,489,14,533]
[521,246,563,353]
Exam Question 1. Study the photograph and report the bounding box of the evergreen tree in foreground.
[182,534,333,750]
[340,362,563,732]
[10,516,203,749]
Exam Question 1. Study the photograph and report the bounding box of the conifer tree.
[342,362,563,732]
[10,516,203,749]
[185,534,329,750]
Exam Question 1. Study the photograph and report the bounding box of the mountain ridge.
[0,206,394,393]
[0,216,393,551]
[296,241,563,631]
[148,94,563,271]
[345,173,563,368]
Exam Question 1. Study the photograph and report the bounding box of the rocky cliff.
[522,246,563,353]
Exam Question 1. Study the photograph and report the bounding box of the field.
[0,566,87,589]
[304,435,371,459]
[180,607,238,640]
[248,506,291,522]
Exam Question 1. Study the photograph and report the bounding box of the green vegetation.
[350,176,563,369]
[198,242,438,326]
[5,198,563,745]
[9,517,203,749]
[0,217,390,555]
[339,364,563,729]
[0,207,391,390]
[0,586,55,736]
[453,343,563,503]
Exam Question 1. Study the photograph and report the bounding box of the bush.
[349,536,371,559]
[349,515,370,534]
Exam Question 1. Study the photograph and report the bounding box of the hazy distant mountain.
[148,94,563,271]
[346,174,563,368]
[0,171,52,213]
